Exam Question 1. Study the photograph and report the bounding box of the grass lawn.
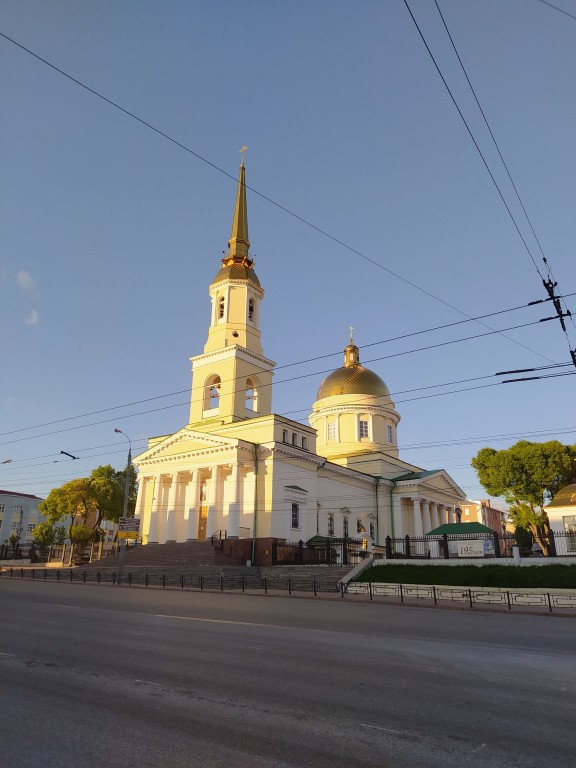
[357,564,576,589]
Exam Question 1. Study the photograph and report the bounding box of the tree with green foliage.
[8,533,20,558]
[39,464,138,540]
[32,521,66,554]
[472,440,576,553]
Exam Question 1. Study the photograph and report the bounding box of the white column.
[186,470,200,541]
[422,499,432,535]
[437,503,445,525]
[429,502,440,530]
[447,506,455,524]
[412,497,423,537]
[134,476,148,520]
[148,476,164,544]
[206,466,219,538]
[227,464,241,538]
[392,495,404,538]
[165,474,179,543]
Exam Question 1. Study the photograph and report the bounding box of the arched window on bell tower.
[204,374,221,412]
[248,297,255,323]
[245,377,258,412]
[218,295,225,320]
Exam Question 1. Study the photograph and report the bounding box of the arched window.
[204,375,221,411]
[248,298,255,322]
[245,377,258,412]
[218,295,225,320]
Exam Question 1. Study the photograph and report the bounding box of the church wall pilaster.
[185,470,200,541]
[165,474,179,544]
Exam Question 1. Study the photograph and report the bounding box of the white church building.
[133,163,464,551]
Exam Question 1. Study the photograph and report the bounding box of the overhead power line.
[0,315,563,450]
[536,0,576,22]
[0,29,559,365]
[404,0,576,366]
[1,291,572,442]
[434,0,576,361]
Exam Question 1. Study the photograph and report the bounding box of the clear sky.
[1,0,575,505]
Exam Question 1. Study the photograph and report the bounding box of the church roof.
[212,161,260,286]
[393,470,439,482]
[316,339,390,400]
[212,262,260,285]
[426,522,495,535]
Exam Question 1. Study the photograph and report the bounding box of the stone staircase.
[79,541,352,587]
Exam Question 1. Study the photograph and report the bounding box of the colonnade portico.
[135,460,252,545]
[391,494,456,538]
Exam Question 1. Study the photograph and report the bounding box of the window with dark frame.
[291,503,300,529]
[328,514,334,536]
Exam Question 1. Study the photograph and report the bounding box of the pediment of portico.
[134,426,249,467]
[393,469,465,501]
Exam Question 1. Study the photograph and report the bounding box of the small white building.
[0,490,45,546]
[546,484,576,554]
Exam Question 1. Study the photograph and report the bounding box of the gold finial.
[239,145,248,165]
[349,326,354,343]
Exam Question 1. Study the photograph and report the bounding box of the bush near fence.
[358,564,576,589]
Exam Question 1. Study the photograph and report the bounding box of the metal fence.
[2,566,575,613]
[0,567,340,595]
[376,531,576,560]
[347,581,576,612]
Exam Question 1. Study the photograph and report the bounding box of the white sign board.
[119,517,140,531]
[457,540,484,558]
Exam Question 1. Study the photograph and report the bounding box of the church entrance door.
[198,506,208,541]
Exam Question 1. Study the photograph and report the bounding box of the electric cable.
[0,29,560,364]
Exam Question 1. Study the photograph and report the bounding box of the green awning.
[426,522,495,535]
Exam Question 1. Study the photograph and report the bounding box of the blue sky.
[1,0,575,504]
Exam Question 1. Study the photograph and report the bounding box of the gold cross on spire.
[239,145,248,165]
[349,325,354,343]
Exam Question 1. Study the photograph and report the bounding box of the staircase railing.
[210,530,228,548]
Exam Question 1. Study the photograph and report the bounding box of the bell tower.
[188,160,276,426]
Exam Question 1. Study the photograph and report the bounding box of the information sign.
[457,540,484,558]
[118,517,140,540]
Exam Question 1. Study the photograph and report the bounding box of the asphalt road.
[0,580,574,768]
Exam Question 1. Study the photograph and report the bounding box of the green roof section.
[426,522,495,535]
[393,470,440,482]
[547,484,576,508]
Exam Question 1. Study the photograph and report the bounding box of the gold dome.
[316,365,390,400]
[212,262,260,286]
[316,339,389,400]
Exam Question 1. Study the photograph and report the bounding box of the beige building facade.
[133,164,465,549]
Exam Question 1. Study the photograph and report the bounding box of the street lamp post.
[114,428,132,584]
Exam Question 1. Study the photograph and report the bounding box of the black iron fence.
[347,581,576,612]
[0,567,340,595]
[2,566,575,613]
[377,531,576,560]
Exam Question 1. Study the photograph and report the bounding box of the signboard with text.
[457,540,484,558]
[118,517,140,540]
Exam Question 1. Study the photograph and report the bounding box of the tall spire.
[226,162,250,262]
